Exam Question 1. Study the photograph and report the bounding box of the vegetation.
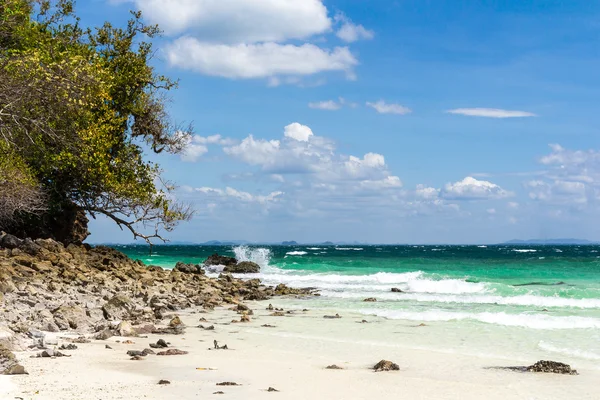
[0,0,193,245]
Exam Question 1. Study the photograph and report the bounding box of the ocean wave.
[306,247,322,250]
[233,246,271,268]
[318,291,600,309]
[257,271,423,285]
[335,247,364,251]
[361,309,600,329]
[286,251,308,256]
[538,341,600,360]
[512,249,537,253]
[477,245,487,248]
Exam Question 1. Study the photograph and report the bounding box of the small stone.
[326,365,344,370]
[267,304,274,311]
[216,382,240,386]
[213,391,225,395]
[59,344,78,350]
[130,355,144,361]
[323,314,341,319]
[149,339,169,349]
[391,288,403,293]
[261,324,275,328]
[373,360,399,372]
[363,297,377,302]
[105,345,112,349]
[267,387,279,392]
[270,312,285,317]
[158,380,171,385]
[157,349,188,356]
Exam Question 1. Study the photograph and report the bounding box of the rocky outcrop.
[0,344,26,375]
[174,262,204,275]
[0,237,318,357]
[224,261,260,274]
[493,360,578,375]
[203,254,237,268]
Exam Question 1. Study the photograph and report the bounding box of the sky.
[85,0,600,244]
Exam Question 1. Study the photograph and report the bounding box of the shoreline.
[5,305,598,400]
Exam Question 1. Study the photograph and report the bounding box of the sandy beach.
[5,303,598,400]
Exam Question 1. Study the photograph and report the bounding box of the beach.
[5,305,599,400]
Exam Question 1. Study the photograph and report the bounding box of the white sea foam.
[233,246,271,268]
[306,247,321,250]
[335,247,364,251]
[361,309,600,329]
[538,341,600,360]
[512,249,537,253]
[286,251,308,256]
[318,291,600,309]
[477,245,487,248]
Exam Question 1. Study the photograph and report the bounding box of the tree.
[0,0,193,245]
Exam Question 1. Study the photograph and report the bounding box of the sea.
[115,244,600,369]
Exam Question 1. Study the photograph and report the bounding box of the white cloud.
[128,0,331,43]
[166,38,357,80]
[284,123,314,142]
[308,100,342,111]
[508,202,519,209]
[223,135,281,166]
[180,134,237,162]
[195,186,283,205]
[335,14,374,43]
[181,142,207,163]
[446,108,537,118]
[415,185,440,200]
[442,177,512,200]
[360,176,402,190]
[366,100,412,115]
[191,134,236,146]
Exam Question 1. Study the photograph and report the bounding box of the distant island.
[503,239,598,245]
[281,241,299,245]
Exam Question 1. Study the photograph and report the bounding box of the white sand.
[6,304,599,400]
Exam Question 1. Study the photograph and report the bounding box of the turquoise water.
[115,244,600,366]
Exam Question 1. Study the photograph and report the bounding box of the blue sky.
[87,0,600,244]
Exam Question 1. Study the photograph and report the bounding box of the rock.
[270,312,285,317]
[158,380,171,385]
[391,288,403,293]
[216,382,240,386]
[240,313,250,323]
[224,261,260,274]
[157,349,188,356]
[363,297,377,302]
[1,344,27,375]
[0,234,22,249]
[213,391,225,395]
[174,262,204,275]
[527,360,578,375]
[130,355,144,361]
[117,321,136,337]
[261,324,275,328]
[105,345,112,349]
[149,339,169,349]
[102,295,136,321]
[52,305,90,331]
[127,350,146,357]
[204,254,237,268]
[323,314,341,319]
[326,365,344,370]
[198,324,215,331]
[95,329,114,340]
[373,360,399,372]
[169,315,183,328]
[59,344,78,350]
[267,387,279,392]
[267,304,274,310]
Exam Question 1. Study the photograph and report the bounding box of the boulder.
[391,288,403,293]
[363,297,377,302]
[204,254,237,267]
[224,261,260,274]
[102,295,136,321]
[527,360,578,375]
[0,234,22,250]
[173,262,204,275]
[373,360,399,371]
[117,321,136,337]
[52,305,90,331]
[1,344,27,375]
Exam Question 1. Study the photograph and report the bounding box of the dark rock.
[157,349,188,356]
[267,387,279,392]
[158,380,171,385]
[391,288,403,293]
[105,345,112,349]
[528,360,577,375]
[224,261,260,274]
[261,324,275,328]
[373,360,399,371]
[149,339,169,349]
[198,324,215,331]
[127,350,146,357]
[213,391,225,395]
[204,254,237,267]
[363,297,377,302]
[267,304,274,310]
[1,345,28,375]
[0,234,22,249]
[95,329,114,341]
[102,295,136,320]
[326,365,344,370]
[216,382,240,386]
[174,262,204,275]
[59,344,78,350]
[323,314,341,319]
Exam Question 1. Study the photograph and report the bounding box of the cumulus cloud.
[179,134,239,162]
[446,108,537,118]
[126,0,331,43]
[335,14,374,43]
[441,177,512,200]
[415,185,440,200]
[166,39,357,79]
[284,123,314,142]
[366,100,412,115]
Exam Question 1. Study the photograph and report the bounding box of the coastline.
[6,306,598,400]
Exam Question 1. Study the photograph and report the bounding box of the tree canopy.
[0,0,193,245]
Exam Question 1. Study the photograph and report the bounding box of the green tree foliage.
[0,0,193,244]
